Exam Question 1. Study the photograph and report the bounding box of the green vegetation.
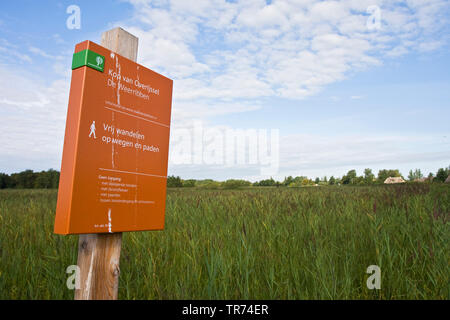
[435,167,450,183]
[0,184,448,299]
[167,165,450,188]
[0,169,59,189]
[408,169,424,181]
[2,166,449,190]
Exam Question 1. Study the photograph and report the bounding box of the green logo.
[72,49,105,72]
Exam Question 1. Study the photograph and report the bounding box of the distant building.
[384,177,406,184]
[445,175,450,184]
[414,177,427,183]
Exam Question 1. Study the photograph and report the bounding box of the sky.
[0,0,449,181]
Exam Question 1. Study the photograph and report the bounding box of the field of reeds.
[0,184,448,299]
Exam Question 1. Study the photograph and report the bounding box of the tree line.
[167,166,449,188]
[0,169,60,189]
[0,166,448,189]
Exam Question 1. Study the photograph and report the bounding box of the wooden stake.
[75,233,122,300]
[74,27,139,300]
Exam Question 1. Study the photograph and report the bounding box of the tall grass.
[0,185,448,299]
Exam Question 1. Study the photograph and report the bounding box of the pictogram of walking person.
[89,121,97,139]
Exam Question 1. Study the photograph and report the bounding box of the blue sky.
[0,0,449,181]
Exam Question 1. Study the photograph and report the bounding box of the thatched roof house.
[384,177,406,184]
[445,175,450,184]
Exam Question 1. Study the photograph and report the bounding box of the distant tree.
[341,176,349,185]
[417,168,423,180]
[283,176,294,186]
[222,179,251,189]
[32,169,58,189]
[197,180,221,189]
[408,170,414,181]
[182,179,196,187]
[34,171,51,188]
[329,176,336,185]
[0,173,5,189]
[364,168,375,185]
[314,177,320,184]
[222,180,239,189]
[167,175,183,188]
[354,176,365,185]
[342,170,357,185]
[290,176,303,185]
[323,176,328,183]
[49,169,60,189]
[0,173,12,189]
[195,179,216,188]
[11,170,37,189]
[408,169,423,181]
[377,169,401,183]
[1,173,15,188]
[256,178,276,187]
[435,167,449,183]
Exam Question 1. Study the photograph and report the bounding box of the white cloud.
[28,46,64,60]
[0,65,69,172]
[0,46,32,63]
[166,123,450,181]
[418,40,444,52]
[1,0,449,177]
[274,132,450,180]
[119,0,449,105]
[171,100,261,124]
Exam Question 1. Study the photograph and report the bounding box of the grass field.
[0,184,448,299]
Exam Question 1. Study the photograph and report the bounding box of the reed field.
[0,184,448,300]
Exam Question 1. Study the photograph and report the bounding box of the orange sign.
[54,40,173,234]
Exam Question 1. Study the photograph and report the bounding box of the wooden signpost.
[54,28,173,299]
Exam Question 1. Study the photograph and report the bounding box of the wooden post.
[74,27,139,300]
